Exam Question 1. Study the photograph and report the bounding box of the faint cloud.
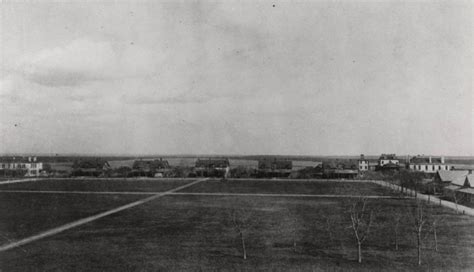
[14,38,157,87]
[123,91,214,105]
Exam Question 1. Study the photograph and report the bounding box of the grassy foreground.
[1,194,473,271]
[0,178,193,192]
[0,193,145,241]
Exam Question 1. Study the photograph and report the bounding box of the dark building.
[257,158,293,178]
[376,162,401,172]
[319,162,358,179]
[195,158,230,177]
[132,158,170,177]
[72,158,110,177]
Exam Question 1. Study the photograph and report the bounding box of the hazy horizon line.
[1,152,473,159]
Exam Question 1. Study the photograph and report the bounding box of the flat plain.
[0,179,473,271]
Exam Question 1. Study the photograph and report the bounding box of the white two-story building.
[408,156,450,173]
[0,157,43,176]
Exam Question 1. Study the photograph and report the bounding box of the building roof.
[459,187,474,195]
[452,175,468,187]
[133,159,170,170]
[464,174,474,187]
[195,158,230,168]
[444,184,461,191]
[452,165,474,171]
[108,160,135,169]
[379,154,397,160]
[410,156,443,164]
[229,159,259,168]
[292,160,322,170]
[437,170,468,183]
[381,162,400,169]
[0,157,39,163]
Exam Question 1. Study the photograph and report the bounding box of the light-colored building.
[358,158,369,171]
[358,154,377,171]
[0,156,43,176]
[409,156,451,173]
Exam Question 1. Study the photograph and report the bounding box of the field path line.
[368,180,474,216]
[0,190,158,195]
[0,178,39,185]
[171,192,404,198]
[0,178,208,252]
[0,190,404,198]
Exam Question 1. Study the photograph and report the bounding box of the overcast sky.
[0,1,472,156]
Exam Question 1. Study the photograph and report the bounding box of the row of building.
[358,154,455,173]
[1,154,472,179]
[0,156,322,178]
[434,170,474,206]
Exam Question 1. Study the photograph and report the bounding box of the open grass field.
[1,179,473,271]
[0,193,145,241]
[181,179,397,196]
[0,178,194,192]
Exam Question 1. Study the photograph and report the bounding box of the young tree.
[429,205,443,252]
[451,190,465,214]
[348,197,375,263]
[431,215,441,252]
[229,208,253,260]
[392,209,403,251]
[408,200,429,266]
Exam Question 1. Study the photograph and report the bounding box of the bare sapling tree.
[392,209,403,251]
[451,190,465,214]
[408,200,429,266]
[281,208,299,253]
[431,216,441,252]
[348,196,375,263]
[291,216,299,253]
[326,217,334,245]
[429,205,443,252]
[229,208,253,260]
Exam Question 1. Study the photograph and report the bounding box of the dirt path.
[0,178,208,252]
[0,178,39,185]
[368,180,474,216]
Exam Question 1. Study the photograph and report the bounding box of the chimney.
[441,156,445,164]
[429,156,432,163]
